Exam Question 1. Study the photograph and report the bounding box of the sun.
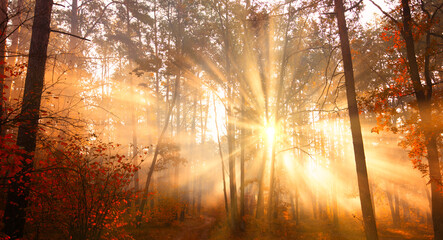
[264,125,276,147]
[265,126,275,141]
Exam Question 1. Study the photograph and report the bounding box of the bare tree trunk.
[223,2,238,229]
[256,148,266,219]
[401,1,443,238]
[328,121,339,228]
[130,73,139,194]
[425,185,432,227]
[153,0,161,137]
[334,0,378,239]
[240,96,246,230]
[5,0,23,103]
[227,100,238,227]
[0,0,7,135]
[123,1,139,201]
[9,0,23,59]
[197,97,208,215]
[2,0,53,238]
[136,71,180,226]
[394,186,400,225]
[69,0,79,64]
[214,98,229,215]
[188,94,197,216]
[386,184,399,227]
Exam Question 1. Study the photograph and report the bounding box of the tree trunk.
[5,0,23,103]
[401,1,443,238]
[214,99,229,215]
[0,0,7,135]
[227,93,239,229]
[197,97,208,215]
[2,0,53,238]
[386,186,400,227]
[130,71,139,195]
[255,147,266,219]
[334,0,378,239]
[394,186,400,225]
[330,129,339,228]
[136,71,179,225]
[240,96,246,230]
[69,0,79,64]
[222,2,239,229]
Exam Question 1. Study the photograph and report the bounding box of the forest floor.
[129,215,216,240]
[129,215,433,240]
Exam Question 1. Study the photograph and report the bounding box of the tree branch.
[50,29,91,41]
[368,0,399,25]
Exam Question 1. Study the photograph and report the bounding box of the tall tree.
[333,0,378,239]
[400,0,443,237]
[2,0,53,238]
[0,0,7,134]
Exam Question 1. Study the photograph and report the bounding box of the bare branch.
[50,29,91,41]
[368,0,399,25]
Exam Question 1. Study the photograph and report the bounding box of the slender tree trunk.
[2,0,53,238]
[174,0,184,221]
[136,71,180,225]
[394,186,400,225]
[131,75,139,194]
[69,0,79,64]
[5,0,23,103]
[330,120,339,227]
[223,3,239,229]
[153,0,161,135]
[425,185,432,227]
[240,96,246,230]
[386,184,399,227]
[334,0,378,239]
[189,94,197,215]
[197,97,208,215]
[332,149,339,227]
[401,1,443,238]
[256,147,266,219]
[123,1,139,202]
[0,0,7,135]
[227,98,239,229]
[402,200,410,222]
[290,191,296,220]
[267,11,291,220]
[214,98,229,215]
[268,138,276,221]
[9,0,23,59]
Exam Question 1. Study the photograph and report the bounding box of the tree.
[2,0,53,238]
[400,1,442,237]
[0,0,7,135]
[333,0,378,239]
[364,0,443,237]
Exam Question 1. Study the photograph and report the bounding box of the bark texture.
[401,0,443,238]
[2,0,53,238]
[334,0,378,239]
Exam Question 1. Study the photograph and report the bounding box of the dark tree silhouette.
[334,0,378,239]
[2,0,53,238]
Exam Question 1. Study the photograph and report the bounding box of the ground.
[129,216,216,240]
[128,214,433,240]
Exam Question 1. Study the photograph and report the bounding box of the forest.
[0,0,442,239]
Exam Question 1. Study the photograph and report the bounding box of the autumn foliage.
[1,135,140,239]
[358,7,442,178]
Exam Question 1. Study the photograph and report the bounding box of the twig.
[50,29,91,41]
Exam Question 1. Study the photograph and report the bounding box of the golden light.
[265,125,276,143]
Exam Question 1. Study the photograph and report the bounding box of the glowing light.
[265,126,276,142]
